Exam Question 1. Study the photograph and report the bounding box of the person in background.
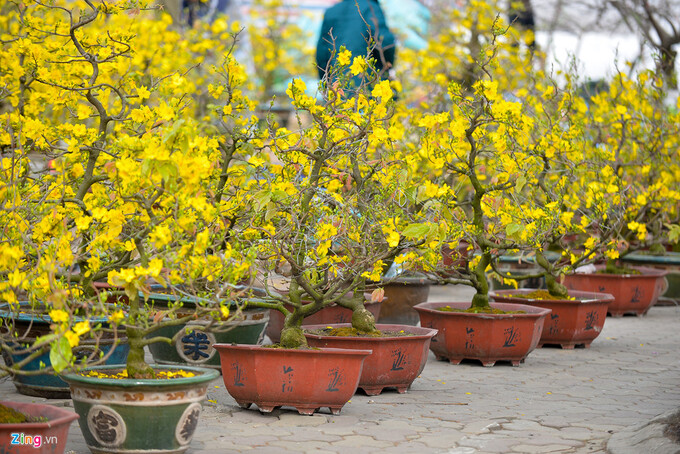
[315,0,396,89]
[508,0,536,51]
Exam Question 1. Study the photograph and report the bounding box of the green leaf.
[252,190,272,211]
[49,336,73,373]
[265,201,277,221]
[402,223,430,239]
[505,223,523,237]
[666,223,680,244]
[515,176,526,193]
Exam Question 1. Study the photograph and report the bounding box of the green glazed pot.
[61,365,218,454]
[143,292,269,369]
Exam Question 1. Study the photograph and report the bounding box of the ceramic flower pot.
[621,252,680,302]
[265,299,382,343]
[562,265,668,317]
[490,289,614,349]
[0,303,129,399]
[377,276,431,325]
[0,401,79,454]
[60,365,219,454]
[214,344,371,415]
[488,252,562,290]
[414,301,550,366]
[143,291,269,369]
[303,323,437,396]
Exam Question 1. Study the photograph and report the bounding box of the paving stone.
[330,435,394,448]
[271,413,329,427]
[511,443,579,453]
[418,431,468,449]
[457,435,520,453]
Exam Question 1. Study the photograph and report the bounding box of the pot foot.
[446,357,463,365]
[237,401,252,409]
[296,406,321,415]
[361,386,385,396]
[394,386,408,394]
[257,405,277,413]
[481,360,497,367]
[510,360,521,367]
[329,406,343,415]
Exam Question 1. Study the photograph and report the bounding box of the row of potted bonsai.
[1,2,678,453]
[1,261,668,454]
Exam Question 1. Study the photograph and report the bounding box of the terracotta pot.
[303,324,437,396]
[414,301,550,366]
[562,266,667,317]
[61,365,218,454]
[214,344,371,415]
[490,289,614,349]
[0,401,78,454]
[377,276,431,325]
[441,241,471,271]
[265,299,382,343]
[92,282,129,305]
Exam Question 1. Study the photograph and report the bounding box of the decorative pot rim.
[570,265,668,278]
[490,289,615,304]
[213,343,372,357]
[496,251,562,263]
[378,275,434,286]
[622,251,680,264]
[141,291,272,310]
[413,301,551,318]
[0,302,113,324]
[59,364,219,389]
[302,323,437,341]
[0,400,79,429]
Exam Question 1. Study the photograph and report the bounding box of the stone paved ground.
[2,284,679,454]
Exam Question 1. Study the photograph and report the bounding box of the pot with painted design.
[414,301,550,366]
[303,323,437,395]
[60,365,218,454]
[214,344,371,415]
[490,289,613,349]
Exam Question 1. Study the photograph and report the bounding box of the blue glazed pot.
[0,303,129,398]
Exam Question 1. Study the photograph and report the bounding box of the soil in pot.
[0,401,79,454]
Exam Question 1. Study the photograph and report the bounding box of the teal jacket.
[316,0,396,82]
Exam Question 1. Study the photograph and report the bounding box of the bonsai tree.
[573,70,680,264]
[403,18,599,307]
[237,48,431,348]
[0,0,262,378]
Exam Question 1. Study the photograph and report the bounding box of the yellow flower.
[49,309,69,323]
[73,320,91,336]
[109,310,125,325]
[350,56,366,76]
[65,330,80,347]
[371,80,393,102]
[337,49,352,66]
